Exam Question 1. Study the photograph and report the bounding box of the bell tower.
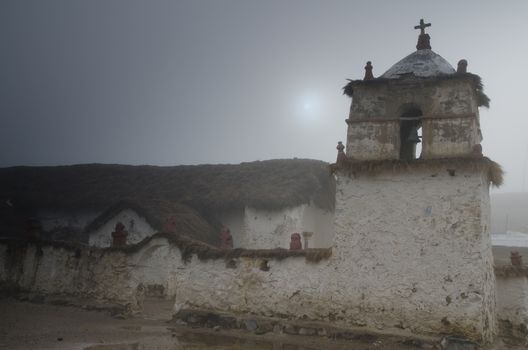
[343,19,487,162]
[332,20,502,344]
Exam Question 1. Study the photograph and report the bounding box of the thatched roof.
[84,199,219,245]
[331,157,503,187]
[343,72,490,108]
[0,159,335,214]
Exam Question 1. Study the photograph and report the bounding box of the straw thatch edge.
[84,200,163,233]
[0,232,332,264]
[113,232,333,263]
[331,157,503,187]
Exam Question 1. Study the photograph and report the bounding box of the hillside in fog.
[491,192,528,234]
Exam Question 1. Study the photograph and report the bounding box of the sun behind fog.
[294,93,322,124]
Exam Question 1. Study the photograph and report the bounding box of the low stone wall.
[0,239,142,313]
[0,234,330,316]
[4,233,528,345]
[495,266,528,340]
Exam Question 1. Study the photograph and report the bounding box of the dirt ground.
[0,298,524,350]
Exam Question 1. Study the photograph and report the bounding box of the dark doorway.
[399,107,422,160]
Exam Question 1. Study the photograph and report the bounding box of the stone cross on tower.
[414,18,431,35]
[414,18,432,50]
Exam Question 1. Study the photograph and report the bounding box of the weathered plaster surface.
[216,209,245,248]
[346,122,399,160]
[421,117,480,159]
[0,242,141,311]
[332,169,496,343]
[172,252,332,321]
[301,205,334,248]
[0,219,517,345]
[242,205,334,249]
[347,78,481,160]
[495,275,528,338]
[349,79,476,120]
[242,207,305,249]
[88,209,156,247]
[131,243,172,297]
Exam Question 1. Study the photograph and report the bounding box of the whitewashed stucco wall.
[88,209,156,247]
[172,251,332,320]
[131,242,172,298]
[0,242,141,311]
[301,205,334,248]
[332,169,496,343]
[495,274,528,337]
[242,206,304,249]
[241,205,334,249]
[1,229,523,343]
[217,209,245,248]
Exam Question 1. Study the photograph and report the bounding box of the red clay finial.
[289,233,302,250]
[457,59,468,73]
[112,222,128,247]
[511,251,523,267]
[336,141,347,164]
[219,227,233,249]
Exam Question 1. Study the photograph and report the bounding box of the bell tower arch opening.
[399,105,423,160]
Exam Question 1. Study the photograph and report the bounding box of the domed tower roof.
[380,18,455,79]
[380,49,455,79]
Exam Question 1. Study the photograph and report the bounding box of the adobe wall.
[0,241,142,312]
[300,204,334,248]
[216,209,245,248]
[242,205,334,249]
[346,78,481,161]
[242,206,304,249]
[494,267,528,339]
[0,218,511,345]
[349,78,477,120]
[333,168,497,343]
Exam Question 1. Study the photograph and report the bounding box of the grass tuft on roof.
[332,156,503,187]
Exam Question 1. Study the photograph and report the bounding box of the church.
[2,19,528,347]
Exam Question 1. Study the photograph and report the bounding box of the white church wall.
[171,250,332,322]
[300,204,334,248]
[0,241,142,312]
[332,169,497,343]
[217,209,245,248]
[495,272,528,338]
[242,206,305,249]
[88,209,156,247]
[131,241,172,298]
[2,231,524,343]
[241,205,334,249]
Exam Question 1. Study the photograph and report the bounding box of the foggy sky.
[1,1,528,193]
